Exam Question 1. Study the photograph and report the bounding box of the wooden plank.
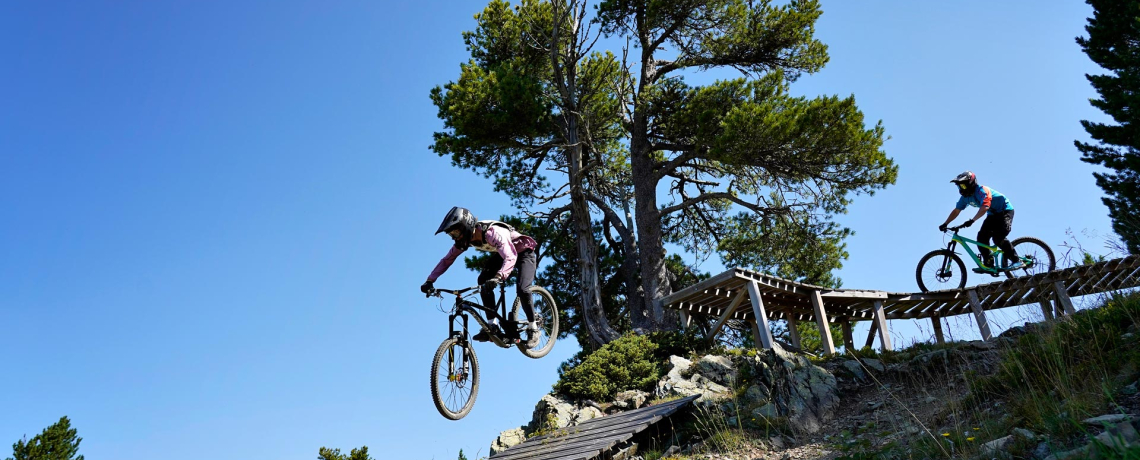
[1039,298,1055,322]
[931,316,945,344]
[873,300,892,351]
[1053,281,1077,316]
[679,311,691,329]
[786,314,802,349]
[706,291,747,343]
[809,290,837,355]
[841,320,855,351]
[967,289,993,341]
[747,281,775,349]
[659,270,738,307]
[864,320,879,349]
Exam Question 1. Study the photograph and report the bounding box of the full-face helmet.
[435,206,477,249]
[951,171,978,197]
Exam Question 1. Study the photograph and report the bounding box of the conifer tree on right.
[1076,0,1140,254]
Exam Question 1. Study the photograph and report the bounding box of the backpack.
[471,220,517,253]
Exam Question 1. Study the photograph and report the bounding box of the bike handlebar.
[426,285,481,298]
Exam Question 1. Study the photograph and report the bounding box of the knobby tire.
[916,249,967,292]
[430,337,479,420]
[511,285,559,359]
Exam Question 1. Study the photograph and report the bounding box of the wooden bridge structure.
[661,255,1140,355]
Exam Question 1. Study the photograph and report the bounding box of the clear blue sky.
[0,1,1116,459]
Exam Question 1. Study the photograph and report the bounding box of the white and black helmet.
[951,171,977,197]
[435,206,477,249]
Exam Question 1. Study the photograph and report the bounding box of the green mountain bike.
[916,223,1056,292]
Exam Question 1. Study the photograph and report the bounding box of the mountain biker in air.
[421,206,541,347]
[938,171,1022,272]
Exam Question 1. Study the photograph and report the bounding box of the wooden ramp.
[488,395,700,460]
[663,255,1140,354]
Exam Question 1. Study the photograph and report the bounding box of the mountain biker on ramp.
[421,206,541,347]
[938,171,1022,272]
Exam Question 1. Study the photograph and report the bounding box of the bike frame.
[441,284,517,348]
[947,233,1003,269]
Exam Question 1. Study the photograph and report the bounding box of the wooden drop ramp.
[662,255,1140,354]
[488,395,699,460]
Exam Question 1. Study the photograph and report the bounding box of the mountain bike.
[425,283,559,420]
[915,223,1056,292]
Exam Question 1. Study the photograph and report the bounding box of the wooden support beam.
[707,291,747,342]
[1038,299,1055,322]
[841,320,855,351]
[750,321,764,350]
[1052,281,1077,316]
[809,290,837,355]
[967,289,993,341]
[864,320,879,349]
[931,316,946,344]
[873,300,892,351]
[680,311,691,329]
[786,315,802,349]
[747,281,775,350]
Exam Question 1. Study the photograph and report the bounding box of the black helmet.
[950,171,977,197]
[436,206,477,249]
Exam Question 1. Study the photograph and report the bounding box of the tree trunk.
[629,122,676,331]
[568,132,620,345]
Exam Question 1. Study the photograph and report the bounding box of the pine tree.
[317,446,372,460]
[7,417,83,460]
[1076,0,1140,253]
[457,449,469,460]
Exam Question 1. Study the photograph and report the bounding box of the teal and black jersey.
[955,185,1013,215]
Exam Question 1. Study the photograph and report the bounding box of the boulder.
[841,360,866,382]
[612,390,649,410]
[530,394,578,430]
[980,435,1015,455]
[739,344,839,434]
[489,427,526,455]
[655,355,732,403]
[696,354,739,386]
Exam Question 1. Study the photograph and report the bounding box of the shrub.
[554,333,661,401]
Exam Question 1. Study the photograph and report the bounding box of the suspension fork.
[943,240,959,271]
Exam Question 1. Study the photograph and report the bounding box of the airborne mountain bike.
[425,283,558,420]
[915,223,1056,292]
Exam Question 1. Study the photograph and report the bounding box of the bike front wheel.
[916,249,968,292]
[1007,237,1056,278]
[511,285,559,359]
[430,337,480,420]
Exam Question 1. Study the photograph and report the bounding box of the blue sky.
[0,1,1117,459]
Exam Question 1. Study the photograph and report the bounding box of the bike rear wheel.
[430,337,480,420]
[1006,237,1056,277]
[916,249,967,292]
[511,285,559,359]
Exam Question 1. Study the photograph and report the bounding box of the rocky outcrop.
[653,345,839,435]
[488,393,605,454]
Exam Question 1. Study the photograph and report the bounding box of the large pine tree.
[1076,0,1140,253]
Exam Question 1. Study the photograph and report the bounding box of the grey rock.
[1123,332,1136,341]
[530,394,577,430]
[751,403,779,419]
[1122,381,1139,396]
[612,390,649,410]
[489,427,526,455]
[862,358,885,372]
[662,445,680,457]
[980,435,1015,455]
[696,354,739,386]
[841,360,866,381]
[742,384,771,407]
[1013,427,1037,441]
[1082,414,1134,426]
[1032,442,1052,459]
[969,340,996,350]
